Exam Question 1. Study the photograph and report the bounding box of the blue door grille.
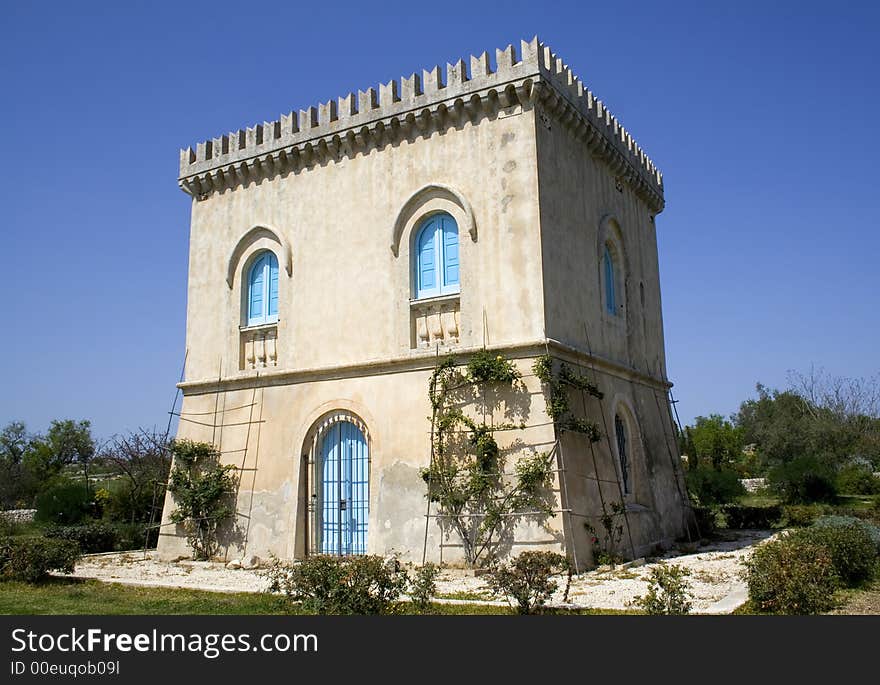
[318,421,369,555]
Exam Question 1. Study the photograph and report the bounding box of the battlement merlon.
[178,37,665,213]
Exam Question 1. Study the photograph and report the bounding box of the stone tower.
[157,37,692,569]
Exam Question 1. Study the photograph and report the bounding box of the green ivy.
[422,349,553,567]
[531,355,602,439]
[167,440,237,560]
[465,349,521,384]
[559,362,603,397]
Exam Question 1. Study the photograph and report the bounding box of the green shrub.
[768,456,837,504]
[487,551,570,615]
[99,479,158,526]
[167,440,237,560]
[744,533,838,614]
[690,505,718,537]
[781,503,832,527]
[263,555,408,614]
[112,522,157,551]
[836,464,880,496]
[44,522,117,553]
[43,521,157,553]
[407,563,440,614]
[632,564,693,615]
[796,521,878,584]
[721,504,782,530]
[0,537,81,583]
[0,517,23,537]
[813,515,880,554]
[685,466,745,505]
[33,479,92,525]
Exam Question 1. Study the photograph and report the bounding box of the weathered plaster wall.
[534,104,668,379]
[157,357,562,565]
[532,97,689,560]
[181,107,543,385]
[553,365,691,566]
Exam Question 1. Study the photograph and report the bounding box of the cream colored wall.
[534,108,668,380]
[157,356,562,565]
[553,363,691,565]
[158,107,574,564]
[182,108,544,384]
[531,103,689,563]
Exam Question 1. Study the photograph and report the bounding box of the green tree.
[0,422,34,508]
[736,373,880,475]
[687,414,744,469]
[24,420,95,485]
[736,385,816,469]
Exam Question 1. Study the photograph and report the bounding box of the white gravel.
[64,530,775,614]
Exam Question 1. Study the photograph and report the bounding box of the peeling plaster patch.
[377,461,427,551]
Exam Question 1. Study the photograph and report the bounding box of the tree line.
[0,419,171,530]
[681,368,880,504]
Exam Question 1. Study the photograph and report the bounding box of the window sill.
[239,324,278,370]
[239,321,279,333]
[410,295,460,348]
[410,293,460,307]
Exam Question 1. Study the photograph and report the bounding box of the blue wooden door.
[319,421,369,555]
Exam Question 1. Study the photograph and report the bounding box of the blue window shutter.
[321,423,340,554]
[442,217,459,288]
[248,254,266,325]
[318,420,369,556]
[604,247,616,315]
[417,220,437,296]
[267,253,279,320]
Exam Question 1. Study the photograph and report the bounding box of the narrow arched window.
[615,414,630,494]
[247,251,279,326]
[603,245,617,315]
[414,213,459,299]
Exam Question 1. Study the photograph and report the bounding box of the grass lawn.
[835,494,879,515]
[737,493,782,507]
[0,578,634,615]
[0,578,292,615]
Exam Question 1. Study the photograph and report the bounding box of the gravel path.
[65,530,775,614]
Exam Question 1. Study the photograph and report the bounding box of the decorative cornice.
[177,37,664,212]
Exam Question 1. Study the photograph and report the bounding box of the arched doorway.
[309,415,369,555]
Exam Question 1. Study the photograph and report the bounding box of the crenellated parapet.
[178,37,665,212]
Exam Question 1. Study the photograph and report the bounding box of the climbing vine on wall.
[532,354,630,566]
[421,349,555,568]
[532,354,603,438]
[167,440,238,561]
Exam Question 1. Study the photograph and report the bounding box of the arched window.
[614,414,630,494]
[413,213,459,299]
[247,251,279,326]
[603,245,617,315]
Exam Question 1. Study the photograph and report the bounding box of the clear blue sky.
[1,1,877,440]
